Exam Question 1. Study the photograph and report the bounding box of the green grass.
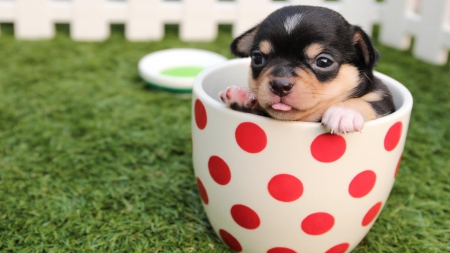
[0,23,449,252]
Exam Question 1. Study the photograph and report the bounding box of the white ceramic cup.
[191,58,413,253]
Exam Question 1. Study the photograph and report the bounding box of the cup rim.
[193,58,413,128]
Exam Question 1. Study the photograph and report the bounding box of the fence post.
[379,0,416,50]
[413,0,450,65]
[233,0,273,38]
[15,0,54,39]
[180,0,216,41]
[339,0,380,36]
[127,0,163,41]
[0,1,15,36]
[72,0,109,41]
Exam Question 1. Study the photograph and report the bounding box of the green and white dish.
[138,48,227,93]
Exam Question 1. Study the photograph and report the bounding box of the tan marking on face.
[305,44,325,59]
[253,66,275,103]
[259,41,273,55]
[321,64,361,100]
[291,64,360,109]
[247,68,259,92]
[252,63,362,122]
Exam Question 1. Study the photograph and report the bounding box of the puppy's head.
[231,6,379,121]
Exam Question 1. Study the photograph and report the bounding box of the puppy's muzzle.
[270,78,294,97]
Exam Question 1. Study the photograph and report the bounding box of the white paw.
[322,106,365,134]
[219,85,256,109]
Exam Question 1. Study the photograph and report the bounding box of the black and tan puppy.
[220,5,395,134]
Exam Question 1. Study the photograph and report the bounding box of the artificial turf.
[0,23,449,252]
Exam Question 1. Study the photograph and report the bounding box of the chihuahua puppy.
[220,5,395,134]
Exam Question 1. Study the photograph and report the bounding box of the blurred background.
[0,0,449,252]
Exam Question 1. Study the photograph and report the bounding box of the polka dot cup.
[192,59,412,253]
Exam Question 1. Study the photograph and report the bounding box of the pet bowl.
[138,48,227,93]
[191,58,413,253]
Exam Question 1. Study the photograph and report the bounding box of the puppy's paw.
[219,85,256,111]
[322,106,365,134]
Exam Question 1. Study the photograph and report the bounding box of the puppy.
[220,5,395,134]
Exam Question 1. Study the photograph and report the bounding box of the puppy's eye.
[251,51,265,67]
[315,57,334,68]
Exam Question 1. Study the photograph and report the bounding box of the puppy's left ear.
[352,26,379,69]
[230,25,259,58]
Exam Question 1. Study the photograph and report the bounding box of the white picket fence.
[0,0,449,65]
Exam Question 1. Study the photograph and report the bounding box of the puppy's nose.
[270,79,294,97]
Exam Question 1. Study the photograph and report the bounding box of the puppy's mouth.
[264,76,298,112]
[266,100,300,121]
[271,102,292,111]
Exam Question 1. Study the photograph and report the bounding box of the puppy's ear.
[352,26,379,69]
[230,26,259,58]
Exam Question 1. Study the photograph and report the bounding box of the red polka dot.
[311,134,346,163]
[301,212,335,235]
[395,156,402,178]
[384,122,402,151]
[235,122,267,153]
[268,174,303,202]
[219,229,242,252]
[325,243,350,253]
[208,156,231,185]
[348,170,376,198]
[231,204,261,229]
[267,247,297,253]
[362,202,382,226]
[196,177,208,205]
[195,99,207,130]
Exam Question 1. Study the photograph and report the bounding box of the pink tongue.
[272,103,292,111]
